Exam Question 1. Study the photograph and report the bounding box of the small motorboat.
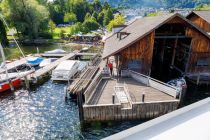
[51,60,79,81]
[39,58,57,67]
[45,49,66,54]
[167,77,187,96]
[27,57,44,66]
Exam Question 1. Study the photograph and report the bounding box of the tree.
[69,0,89,22]
[97,11,104,26]
[107,14,125,32]
[103,8,114,26]
[83,17,100,33]
[1,0,49,39]
[64,12,77,24]
[69,22,84,35]
[92,0,102,12]
[0,20,9,47]
[84,13,91,21]
[195,4,210,10]
[49,20,56,34]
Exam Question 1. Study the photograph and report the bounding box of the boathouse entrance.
[150,22,192,82]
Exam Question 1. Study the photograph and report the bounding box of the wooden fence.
[129,70,180,98]
[83,100,179,122]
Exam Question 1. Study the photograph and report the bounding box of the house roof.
[103,13,210,59]
[187,10,210,24]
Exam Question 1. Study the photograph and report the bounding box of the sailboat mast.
[0,42,9,81]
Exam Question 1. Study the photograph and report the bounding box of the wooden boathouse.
[186,11,210,33]
[103,13,210,84]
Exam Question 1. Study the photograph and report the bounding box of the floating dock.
[78,69,181,122]
[38,53,97,58]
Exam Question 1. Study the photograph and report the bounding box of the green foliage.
[49,20,56,34]
[69,22,84,35]
[146,12,162,17]
[82,17,100,33]
[107,14,125,31]
[0,20,9,47]
[70,0,89,22]
[59,29,66,38]
[103,8,114,26]
[64,12,77,23]
[195,4,210,10]
[1,0,49,39]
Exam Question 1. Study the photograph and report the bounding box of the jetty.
[38,52,97,58]
[0,57,29,73]
[68,55,101,96]
[77,67,181,122]
[30,53,77,79]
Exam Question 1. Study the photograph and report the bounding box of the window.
[197,58,210,66]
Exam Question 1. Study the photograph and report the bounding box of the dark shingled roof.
[187,11,210,24]
[103,13,210,59]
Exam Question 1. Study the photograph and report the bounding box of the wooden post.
[142,93,145,102]
[196,73,200,85]
[24,76,30,90]
[171,36,178,67]
[112,94,115,104]
[77,88,84,121]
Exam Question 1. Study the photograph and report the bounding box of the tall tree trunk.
[0,20,9,47]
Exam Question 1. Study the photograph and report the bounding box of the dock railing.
[84,72,103,103]
[129,70,180,98]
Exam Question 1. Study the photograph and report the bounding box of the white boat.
[45,49,66,54]
[51,60,79,81]
[81,47,89,52]
[39,58,57,67]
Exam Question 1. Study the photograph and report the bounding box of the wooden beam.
[155,36,191,39]
[171,36,178,66]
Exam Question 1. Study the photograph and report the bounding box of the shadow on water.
[0,78,210,139]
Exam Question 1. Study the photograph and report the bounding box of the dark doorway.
[150,27,192,82]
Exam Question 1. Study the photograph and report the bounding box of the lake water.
[0,79,209,139]
[0,80,142,140]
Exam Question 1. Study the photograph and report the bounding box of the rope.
[0,14,33,70]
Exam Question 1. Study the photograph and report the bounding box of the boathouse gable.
[103,13,210,79]
[186,11,210,33]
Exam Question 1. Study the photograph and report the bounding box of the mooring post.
[142,93,145,102]
[77,89,84,122]
[24,76,30,90]
[112,94,115,104]
[8,80,14,92]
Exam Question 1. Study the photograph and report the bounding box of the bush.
[38,32,53,39]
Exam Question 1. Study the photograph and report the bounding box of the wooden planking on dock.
[38,52,97,58]
[32,53,76,78]
[0,57,30,73]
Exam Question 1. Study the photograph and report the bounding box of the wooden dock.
[79,70,180,122]
[0,57,29,73]
[29,53,76,79]
[38,52,97,58]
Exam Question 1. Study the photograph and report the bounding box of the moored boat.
[0,78,22,92]
[27,57,44,66]
[51,60,79,81]
[39,58,57,67]
[45,49,66,54]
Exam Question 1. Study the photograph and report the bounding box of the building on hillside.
[103,13,210,84]
[186,11,210,34]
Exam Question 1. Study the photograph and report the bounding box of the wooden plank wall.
[118,32,155,75]
[189,15,210,33]
[83,101,179,122]
[186,27,210,73]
